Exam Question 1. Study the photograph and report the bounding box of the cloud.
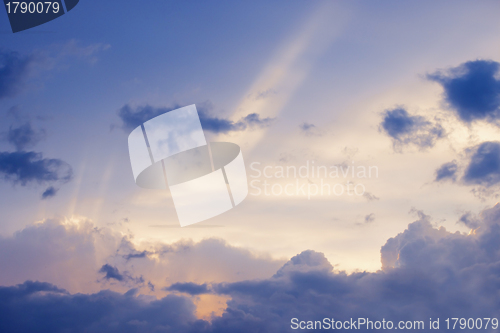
[98,264,144,285]
[0,43,108,100]
[300,122,315,132]
[123,250,149,261]
[0,50,37,99]
[434,160,458,182]
[428,60,500,123]
[433,141,500,191]
[0,281,203,333]
[165,282,210,295]
[41,186,58,200]
[380,107,445,151]
[117,104,274,134]
[457,212,480,229]
[207,207,500,331]
[363,192,379,201]
[0,151,72,186]
[299,122,321,136]
[253,88,277,100]
[364,213,375,223]
[463,141,500,186]
[99,264,124,281]
[3,205,500,331]
[0,217,284,294]
[55,39,111,65]
[6,122,45,151]
[0,116,70,199]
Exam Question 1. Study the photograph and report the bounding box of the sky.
[1,0,500,331]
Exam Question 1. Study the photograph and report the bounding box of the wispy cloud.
[117,103,273,134]
[0,50,37,99]
[380,107,445,151]
[6,122,46,151]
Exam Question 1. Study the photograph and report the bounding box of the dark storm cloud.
[428,60,500,123]
[463,141,500,186]
[207,207,500,332]
[0,281,205,333]
[165,282,210,295]
[434,160,458,182]
[380,107,445,151]
[0,50,36,99]
[3,204,500,331]
[0,151,72,186]
[117,104,274,134]
[7,122,45,151]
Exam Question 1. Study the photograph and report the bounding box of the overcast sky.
[1,1,500,331]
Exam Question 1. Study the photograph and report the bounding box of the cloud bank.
[2,205,500,331]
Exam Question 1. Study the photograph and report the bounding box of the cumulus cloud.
[117,104,274,134]
[428,60,500,123]
[0,217,284,294]
[0,281,203,333]
[3,206,500,331]
[380,107,445,151]
[0,151,72,186]
[457,212,481,229]
[207,208,500,332]
[0,50,37,99]
[6,122,46,151]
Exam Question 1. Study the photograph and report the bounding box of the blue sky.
[2,0,500,331]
